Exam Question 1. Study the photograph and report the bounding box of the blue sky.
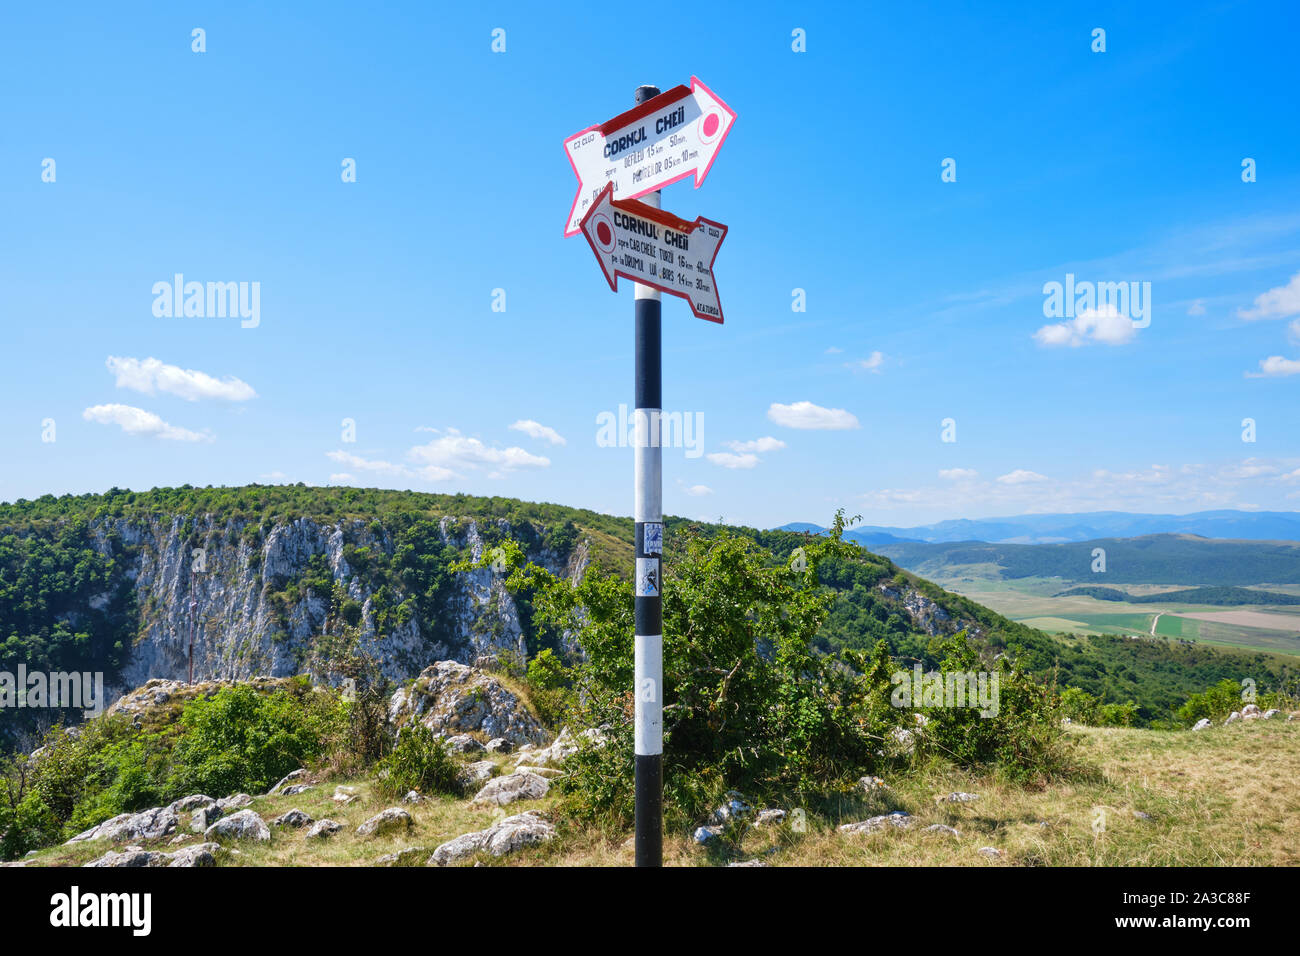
[2,0,1299,528]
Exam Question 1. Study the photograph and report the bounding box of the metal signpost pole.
[632,83,665,869]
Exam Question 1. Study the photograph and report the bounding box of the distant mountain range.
[777,510,1300,546]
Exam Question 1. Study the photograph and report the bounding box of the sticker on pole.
[642,522,663,556]
[563,76,736,237]
[636,557,660,597]
[580,183,727,323]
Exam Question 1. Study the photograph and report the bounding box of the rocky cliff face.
[83,513,587,696]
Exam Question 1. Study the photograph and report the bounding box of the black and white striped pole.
[633,82,665,869]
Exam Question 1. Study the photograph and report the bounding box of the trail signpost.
[579,183,728,323]
[563,77,736,237]
[565,80,734,868]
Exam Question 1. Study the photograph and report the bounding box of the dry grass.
[19,719,1300,867]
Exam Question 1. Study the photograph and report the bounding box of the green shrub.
[376,725,461,799]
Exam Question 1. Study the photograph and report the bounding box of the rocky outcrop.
[389,660,548,747]
[83,511,588,696]
[428,811,555,866]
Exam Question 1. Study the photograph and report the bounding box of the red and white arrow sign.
[580,183,727,323]
[563,77,736,237]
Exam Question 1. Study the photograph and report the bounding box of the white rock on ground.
[937,792,980,803]
[428,811,555,866]
[473,771,549,807]
[1192,718,1212,731]
[204,809,271,842]
[84,842,222,868]
[65,806,178,844]
[217,793,253,811]
[272,809,313,828]
[839,811,913,834]
[357,808,413,837]
[925,824,960,837]
[1224,711,1241,725]
[305,819,342,839]
[267,769,308,795]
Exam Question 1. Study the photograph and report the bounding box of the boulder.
[728,859,769,867]
[458,760,497,787]
[486,737,513,754]
[205,809,271,842]
[937,792,980,804]
[267,769,309,795]
[473,771,550,807]
[1224,711,1241,725]
[305,819,342,840]
[217,793,253,812]
[190,805,223,833]
[428,811,555,866]
[1192,718,1212,731]
[389,660,548,748]
[332,786,359,804]
[272,809,314,829]
[169,794,216,814]
[1242,703,1261,716]
[443,734,485,755]
[839,811,913,835]
[925,824,961,837]
[977,846,1004,859]
[65,806,178,844]
[84,842,221,868]
[281,784,314,796]
[1263,709,1282,720]
[357,808,413,837]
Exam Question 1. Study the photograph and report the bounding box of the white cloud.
[83,403,210,442]
[845,350,885,373]
[707,452,760,469]
[409,427,549,475]
[1237,270,1300,320]
[683,484,714,496]
[326,449,455,482]
[824,346,843,354]
[328,473,354,483]
[1247,355,1300,378]
[509,419,567,446]
[724,436,785,453]
[767,401,860,430]
[939,468,978,481]
[1033,306,1137,347]
[106,356,256,402]
[996,469,1049,485]
[1290,319,1300,344]
[1186,300,1206,316]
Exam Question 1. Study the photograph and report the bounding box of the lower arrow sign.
[579,183,727,324]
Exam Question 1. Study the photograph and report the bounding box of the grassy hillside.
[19,719,1300,868]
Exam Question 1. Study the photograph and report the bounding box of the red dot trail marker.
[562,76,736,237]
[579,182,727,323]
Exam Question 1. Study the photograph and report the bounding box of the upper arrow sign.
[562,77,736,237]
[579,182,727,323]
